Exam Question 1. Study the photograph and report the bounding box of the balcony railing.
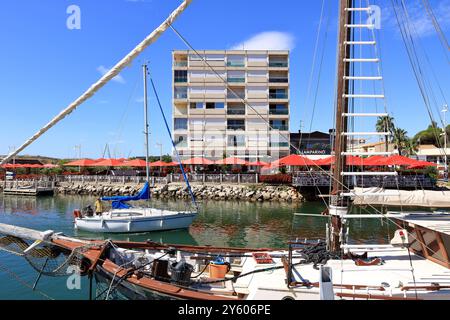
[269,77,289,83]
[269,93,288,99]
[270,142,289,147]
[227,125,246,131]
[227,61,245,67]
[174,93,188,99]
[174,141,188,148]
[269,61,288,67]
[227,108,246,115]
[174,61,188,67]
[269,109,289,115]
[227,93,245,99]
[271,125,289,131]
[227,78,245,83]
[174,77,188,83]
[227,143,246,147]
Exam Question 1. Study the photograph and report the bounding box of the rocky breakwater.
[56,183,304,203]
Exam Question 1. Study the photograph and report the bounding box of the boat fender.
[73,210,81,219]
[354,257,384,266]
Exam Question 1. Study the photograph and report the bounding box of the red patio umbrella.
[26,164,44,168]
[1,164,21,169]
[65,159,98,167]
[372,155,417,166]
[181,157,214,165]
[215,157,249,165]
[407,161,437,169]
[247,160,270,167]
[124,159,148,167]
[275,154,318,167]
[43,164,58,168]
[149,160,179,167]
[91,159,126,167]
[315,156,333,166]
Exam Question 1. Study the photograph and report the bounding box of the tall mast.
[143,64,150,189]
[330,0,353,253]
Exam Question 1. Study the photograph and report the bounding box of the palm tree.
[392,128,409,155]
[376,116,395,151]
[405,138,419,158]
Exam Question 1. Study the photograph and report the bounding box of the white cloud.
[97,65,126,84]
[230,31,295,51]
[384,0,450,38]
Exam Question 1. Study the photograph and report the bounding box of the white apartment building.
[172,50,290,161]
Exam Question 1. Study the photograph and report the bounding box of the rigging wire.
[147,67,198,211]
[391,0,448,163]
[420,0,450,63]
[167,13,445,259]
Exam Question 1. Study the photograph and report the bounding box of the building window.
[228,135,246,147]
[206,102,224,109]
[175,136,187,148]
[269,89,287,99]
[190,102,204,109]
[227,119,245,131]
[269,104,289,115]
[270,119,288,131]
[174,70,187,83]
[227,55,245,67]
[174,87,187,99]
[174,118,188,130]
[227,103,246,115]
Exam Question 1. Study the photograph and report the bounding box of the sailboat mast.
[330,0,353,253]
[143,63,150,187]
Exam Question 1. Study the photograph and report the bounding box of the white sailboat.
[74,63,197,233]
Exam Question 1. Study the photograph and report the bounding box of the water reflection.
[0,194,406,249]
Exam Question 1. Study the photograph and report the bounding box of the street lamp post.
[443,104,448,182]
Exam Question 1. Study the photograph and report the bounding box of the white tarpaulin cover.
[352,187,450,208]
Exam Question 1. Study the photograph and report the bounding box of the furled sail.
[352,187,450,208]
[101,182,150,209]
[0,0,192,165]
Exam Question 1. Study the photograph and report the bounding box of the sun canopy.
[181,157,214,165]
[64,159,98,167]
[215,157,248,165]
[101,182,150,209]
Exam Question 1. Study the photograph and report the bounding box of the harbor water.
[0,194,395,300]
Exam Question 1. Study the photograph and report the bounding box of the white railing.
[3,180,55,190]
[292,172,435,188]
[49,174,259,185]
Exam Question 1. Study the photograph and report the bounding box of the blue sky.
[0,0,448,159]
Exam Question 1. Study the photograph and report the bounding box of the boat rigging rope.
[147,69,198,211]
[0,259,55,300]
[420,0,450,62]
